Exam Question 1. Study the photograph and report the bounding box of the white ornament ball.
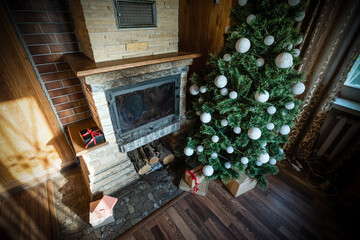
[220,119,228,126]
[223,53,231,62]
[255,90,270,103]
[248,127,262,140]
[184,147,194,156]
[196,110,202,116]
[282,109,288,116]
[258,152,270,163]
[199,86,207,93]
[288,0,300,6]
[279,148,284,154]
[241,157,249,164]
[189,85,199,95]
[285,102,295,110]
[250,107,256,111]
[296,36,303,45]
[225,25,230,33]
[220,88,229,96]
[266,123,275,130]
[280,125,291,135]
[256,161,263,166]
[264,35,275,46]
[211,135,219,143]
[214,75,228,88]
[261,142,267,148]
[211,152,218,159]
[256,57,265,67]
[275,52,293,68]
[292,82,306,95]
[203,165,214,176]
[246,14,256,25]
[269,158,277,165]
[234,126,242,134]
[198,97,204,103]
[224,162,232,169]
[238,0,247,6]
[235,38,251,53]
[292,48,300,57]
[196,145,204,152]
[295,11,306,22]
[226,146,234,154]
[267,106,277,115]
[229,91,238,99]
[200,112,211,123]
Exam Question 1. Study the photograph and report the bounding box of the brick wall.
[69,0,179,62]
[7,0,90,128]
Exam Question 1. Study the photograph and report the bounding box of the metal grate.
[114,0,157,28]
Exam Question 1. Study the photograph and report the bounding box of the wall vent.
[114,0,157,28]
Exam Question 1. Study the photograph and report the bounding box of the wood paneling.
[64,52,201,77]
[0,181,55,240]
[179,0,235,74]
[0,3,75,192]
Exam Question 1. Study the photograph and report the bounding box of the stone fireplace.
[65,52,199,198]
[65,0,199,198]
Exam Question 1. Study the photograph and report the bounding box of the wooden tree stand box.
[225,174,257,198]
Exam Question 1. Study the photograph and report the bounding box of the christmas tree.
[183,0,306,189]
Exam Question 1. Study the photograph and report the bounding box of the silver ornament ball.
[196,145,204,152]
[246,14,256,25]
[211,135,219,143]
[292,82,306,95]
[279,125,291,135]
[256,57,265,67]
[285,102,295,110]
[226,146,234,154]
[264,35,275,46]
[275,52,293,68]
[203,165,214,176]
[184,147,194,156]
[189,85,199,95]
[241,157,249,164]
[224,162,232,169]
[220,119,228,126]
[266,122,275,130]
[199,86,207,93]
[200,112,211,123]
[267,106,277,115]
[234,126,242,134]
[255,90,270,103]
[223,53,231,62]
[220,88,229,96]
[229,91,238,99]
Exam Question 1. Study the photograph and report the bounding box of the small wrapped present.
[179,178,209,196]
[184,165,205,188]
[80,126,105,149]
[224,173,257,198]
[89,195,117,229]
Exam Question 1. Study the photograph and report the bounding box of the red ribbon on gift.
[81,128,101,149]
[186,169,201,195]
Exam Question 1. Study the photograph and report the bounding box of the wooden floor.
[0,162,358,240]
[0,180,56,240]
[119,164,357,240]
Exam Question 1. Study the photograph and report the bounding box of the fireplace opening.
[106,74,180,146]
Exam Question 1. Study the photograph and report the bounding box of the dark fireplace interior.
[106,74,180,145]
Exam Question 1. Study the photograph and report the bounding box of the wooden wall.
[0,3,75,193]
[179,0,236,74]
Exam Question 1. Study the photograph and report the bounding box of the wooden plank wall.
[179,0,236,75]
[0,3,75,193]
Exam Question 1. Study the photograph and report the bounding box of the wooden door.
[0,4,75,193]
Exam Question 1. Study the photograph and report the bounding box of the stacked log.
[129,140,175,175]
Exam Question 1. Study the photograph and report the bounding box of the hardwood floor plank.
[158,212,186,240]
[173,203,213,240]
[150,225,167,240]
[166,206,198,240]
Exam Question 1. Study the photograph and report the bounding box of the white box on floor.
[224,173,257,197]
[89,195,117,229]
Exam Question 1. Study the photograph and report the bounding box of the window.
[340,53,360,103]
[113,0,157,29]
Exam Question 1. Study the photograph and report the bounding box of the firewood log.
[152,140,175,165]
[130,148,150,175]
[143,143,159,164]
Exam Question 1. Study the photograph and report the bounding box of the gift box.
[224,173,257,198]
[179,177,209,196]
[89,195,117,229]
[184,165,205,188]
[80,126,105,149]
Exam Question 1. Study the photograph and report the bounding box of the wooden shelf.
[67,118,108,157]
[64,52,201,77]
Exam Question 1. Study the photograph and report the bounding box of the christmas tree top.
[183,0,306,189]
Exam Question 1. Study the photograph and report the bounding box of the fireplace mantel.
[64,52,201,77]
